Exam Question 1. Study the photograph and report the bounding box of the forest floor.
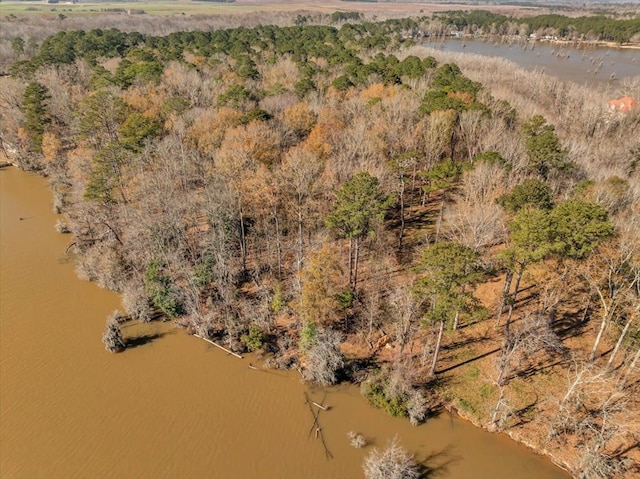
[328,195,640,475]
[339,274,640,474]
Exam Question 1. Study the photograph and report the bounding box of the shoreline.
[435,34,640,51]
[2,160,574,478]
[450,401,574,476]
[1,163,572,479]
[537,38,640,51]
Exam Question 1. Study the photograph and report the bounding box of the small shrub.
[299,321,317,352]
[122,280,153,322]
[108,309,127,324]
[191,254,215,289]
[102,316,125,353]
[348,431,366,448]
[52,190,64,213]
[271,284,286,313]
[407,390,428,426]
[361,374,408,418]
[336,289,355,310]
[241,324,264,352]
[54,219,70,233]
[144,260,184,318]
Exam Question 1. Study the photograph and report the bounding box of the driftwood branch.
[101,221,123,246]
[194,334,243,359]
[304,392,332,459]
[312,402,329,411]
[308,409,321,438]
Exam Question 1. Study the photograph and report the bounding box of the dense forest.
[434,10,640,43]
[1,13,639,479]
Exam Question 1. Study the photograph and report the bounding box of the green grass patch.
[456,397,480,416]
[466,365,480,380]
[479,383,493,399]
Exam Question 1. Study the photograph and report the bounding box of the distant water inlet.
[424,39,640,85]
[0,167,569,479]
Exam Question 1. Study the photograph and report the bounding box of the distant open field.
[0,0,545,18]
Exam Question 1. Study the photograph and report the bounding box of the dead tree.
[362,436,420,479]
[102,314,125,352]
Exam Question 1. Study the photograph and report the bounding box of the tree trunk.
[367,307,374,349]
[430,320,445,376]
[453,285,465,331]
[607,318,632,368]
[505,263,525,336]
[273,207,282,280]
[115,165,128,205]
[353,236,360,291]
[411,163,417,206]
[589,311,609,361]
[398,175,405,251]
[496,269,513,327]
[449,116,457,159]
[495,336,512,387]
[580,299,591,324]
[620,346,639,389]
[435,189,446,243]
[348,237,353,287]
[490,384,506,428]
[295,199,304,292]
[297,205,304,274]
[239,198,247,273]
[452,308,460,331]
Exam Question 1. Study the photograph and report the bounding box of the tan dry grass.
[0,0,546,17]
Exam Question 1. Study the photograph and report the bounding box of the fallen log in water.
[308,409,320,438]
[194,334,243,359]
[312,402,329,411]
[304,392,333,460]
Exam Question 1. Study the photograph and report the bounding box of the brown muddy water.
[0,167,570,479]
[425,39,640,85]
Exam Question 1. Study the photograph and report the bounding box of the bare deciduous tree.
[121,279,153,323]
[492,311,565,428]
[407,390,429,426]
[302,328,344,386]
[362,436,420,479]
[550,361,639,478]
[389,286,421,353]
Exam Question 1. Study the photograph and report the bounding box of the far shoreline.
[428,34,640,52]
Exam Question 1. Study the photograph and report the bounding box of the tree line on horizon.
[433,10,640,43]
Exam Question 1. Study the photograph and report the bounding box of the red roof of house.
[608,96,638,112]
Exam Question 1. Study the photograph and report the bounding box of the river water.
[425,38,640,85]
[0,166,569,479]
